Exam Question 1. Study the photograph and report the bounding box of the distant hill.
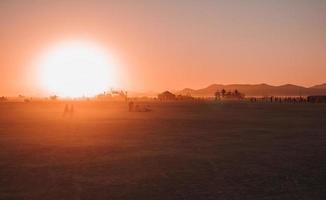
[310,83,326,89]
[177,83,326,97]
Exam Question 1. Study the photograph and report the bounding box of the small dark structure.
[176,94,195,101]
[158,91,176,101]
[307,96,326,103]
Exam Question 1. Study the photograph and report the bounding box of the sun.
[38,40,118,97]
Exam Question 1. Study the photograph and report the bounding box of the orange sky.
[1,0,326,96]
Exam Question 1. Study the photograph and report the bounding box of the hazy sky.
[1,0,326,95]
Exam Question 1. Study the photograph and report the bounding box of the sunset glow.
[1,1,326,199]
[38,41,118,97]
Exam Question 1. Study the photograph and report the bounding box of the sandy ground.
[0,101,326,200]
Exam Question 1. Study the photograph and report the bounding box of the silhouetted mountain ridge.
[178,83,326,96]
[311,83,326,89]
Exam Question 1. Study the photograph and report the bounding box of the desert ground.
[0,101,326,200]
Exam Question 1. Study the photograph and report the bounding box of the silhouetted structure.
[176,94,195,101]
[158,91,176,100]
[307,96,326,103]
[97,90,128,101]
[248,96,307,104]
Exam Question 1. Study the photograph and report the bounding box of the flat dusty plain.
[0,101,326,200]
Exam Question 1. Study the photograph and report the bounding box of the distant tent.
[158,91,176,100]
[307,96,326,103]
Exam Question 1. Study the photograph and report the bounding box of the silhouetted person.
[128,101,134,112]
[134,104,139,112]
[214,91,221,101]
[221,89,226,97]
[69,104,74,117]
[63,104,69,117]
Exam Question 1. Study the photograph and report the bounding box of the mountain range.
[177,83,326,97]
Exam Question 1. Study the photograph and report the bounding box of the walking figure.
[63,104,75,117]
[128,101,134,112]
[63,104,69,117]
[69,104,74,117]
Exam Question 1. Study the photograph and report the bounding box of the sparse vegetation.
[215,89,245,100]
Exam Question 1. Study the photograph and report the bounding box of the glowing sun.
[38,40,118,97]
